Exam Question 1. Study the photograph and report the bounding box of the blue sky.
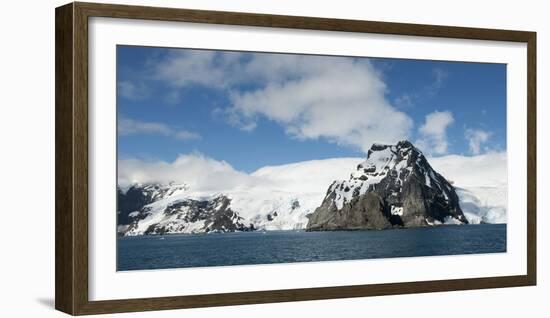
[117,45,506,173]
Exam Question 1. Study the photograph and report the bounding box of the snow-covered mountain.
[117,142,507,235]
[118,185,323,235]
[306,141,467,230]
[120,192,255,235]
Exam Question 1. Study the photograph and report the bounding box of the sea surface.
[117,224,506,271]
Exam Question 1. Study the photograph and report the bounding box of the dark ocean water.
[117,224,506,271]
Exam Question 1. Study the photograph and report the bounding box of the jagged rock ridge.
[117,183,189,226]
[118,184,255,235]
[306,140,468,231]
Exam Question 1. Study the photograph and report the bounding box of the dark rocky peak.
[306,141,468,231]
[367,140,415,157]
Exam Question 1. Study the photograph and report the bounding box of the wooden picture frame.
[55,2,536,315]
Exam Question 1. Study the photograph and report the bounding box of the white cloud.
[118,81,149,100]
[152,51,413,153]
[153,50,243,89]
[118,117,172,136]
[465,128,492,155]
[173,130,202,141]
[419,111,454,136]
[118,117,201,141]
[230,56,413,152]
[416,110,454,155]
[118,153,255,192]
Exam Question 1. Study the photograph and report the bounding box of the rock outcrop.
[118,183,255,235]
[306,141,468,231]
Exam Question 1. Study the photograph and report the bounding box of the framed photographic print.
[55,2,536,315]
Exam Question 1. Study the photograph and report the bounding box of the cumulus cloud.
[118,153,255,192]
[230,56,413,152]
[416,111,454,155]
[152,51,413,153]
[465,128,492,155]
[118,117,201,141]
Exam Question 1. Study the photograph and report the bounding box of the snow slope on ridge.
[118,151,507,234]
[428,152,507,187]
[251,157,363,193]
[455,187,507,224]
[229,158,364,230]
[430,152,507,224]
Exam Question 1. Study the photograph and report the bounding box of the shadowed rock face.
[307,192,391,230]
[306,141,467,231]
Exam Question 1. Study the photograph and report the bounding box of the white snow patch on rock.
[391,205,403,216]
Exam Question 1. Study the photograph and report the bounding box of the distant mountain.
[117,141,505,236]
[306,141,467,231]
[119,189,254,235]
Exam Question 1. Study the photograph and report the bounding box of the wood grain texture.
[526,33,537,286]
[73,2,90,313]
[55,2,75,314]
[55,2,537,315]
[74,276,533,315]
[75,1,533,42]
